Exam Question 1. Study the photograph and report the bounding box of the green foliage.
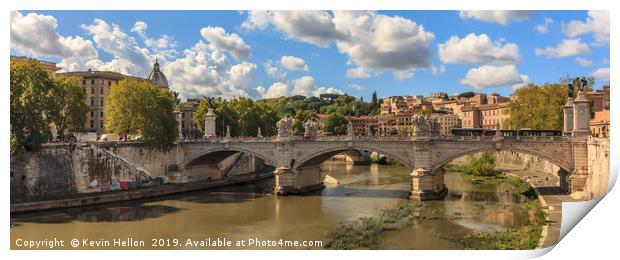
[324,203,414,249]
[193,97,279,137]
[10,60,88,153]
[322,113,349,135]
[458,91,475,98]
[104,78,177,151]
[50,75,88,139]
[444,152,497,176]
[10,60,56,153]
[504,83,567,130]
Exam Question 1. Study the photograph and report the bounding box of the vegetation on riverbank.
[448,200,546,249]
[442,152,547,249]
[323,203,415,249]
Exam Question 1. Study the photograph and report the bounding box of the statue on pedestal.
[303,119,318,139]
[276,116,294,138]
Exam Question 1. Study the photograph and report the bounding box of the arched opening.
[434,149,571,196]
[182,149,275,182]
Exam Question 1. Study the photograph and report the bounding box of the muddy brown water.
[10,160,532,250]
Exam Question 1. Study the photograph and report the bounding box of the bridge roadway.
[101,135,590,200]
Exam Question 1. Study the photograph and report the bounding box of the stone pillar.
[563,98,574,136]
[274,165,324,195]
[225,125,231,138]
[572,91,591,137]
[410,167,447,200]
[257,127,262,138]
[176,111,183,140]
[203,108,217,139]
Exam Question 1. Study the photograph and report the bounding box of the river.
[10,160,534,250]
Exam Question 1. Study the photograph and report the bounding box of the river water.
[10,160,533,250]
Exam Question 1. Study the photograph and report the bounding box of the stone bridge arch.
[293,143,415,170]
[183,146,277,168]
[180,145,277,182]
[430,143,574,192]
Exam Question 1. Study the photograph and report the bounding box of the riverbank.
[323,170,547,250]
[11,171,274,214]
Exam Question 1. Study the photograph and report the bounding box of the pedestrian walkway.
[508,170,575,248]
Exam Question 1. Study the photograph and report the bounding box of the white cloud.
[81,19,153,76]
[10,11,98,65]
[257,76,344,99]
[438,33,521,65]
[460,65,529,89]
[200,26,251,59]
[345,67,372,79]
[431,64,446,75]
[263,59,287,81]
[243,11,436,78]
[534,38,591,59]
[242,11,343,47]
[564,11,609,44]
[458,11,532,26]
[164,41,257,99]
[256,82,289,98]
[280,55,309,71]
[131,21,178,60]
[575,57,592,67]
[590,67,610,82]
[393,70,414,80]
[534,18,554,34]
[347,84,364,91]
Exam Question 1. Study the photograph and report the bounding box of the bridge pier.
[274,165,324,195]
[410,167,448,200]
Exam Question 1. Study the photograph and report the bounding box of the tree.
[322,113,349,135]
[10,60,56,153]
[50,75,88,139]
[104,78,177,151]
[371,91,378,107]
[458,92,475,98]
[504,83,567,130]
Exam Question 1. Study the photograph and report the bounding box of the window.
[90,111,94,117]
[91,79,95,84]
[82,80,86,85]
[108,81,112,86]
[100,86,103,94]
[100,111,104,117]
[91,87,94,94]
[90,120,94,128]
[90,98,94,106]
[100,98,104,106]
[100,121,104,128]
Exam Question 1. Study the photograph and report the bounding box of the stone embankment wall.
[583,137,610,198]
[11,144,266,203]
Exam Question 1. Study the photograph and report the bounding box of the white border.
[3,1,617,259]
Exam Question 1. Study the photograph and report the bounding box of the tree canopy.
[104,78,177,151]
[10,60,88,153]
[322,113,349,136]
[504,83,567,130]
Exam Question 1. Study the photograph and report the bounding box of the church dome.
[147,59,169,88]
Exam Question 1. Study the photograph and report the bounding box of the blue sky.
[10,10,610,100]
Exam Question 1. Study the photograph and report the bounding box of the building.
[461,102,510,129]
[179,98,202,138]
[430,113,461,135]
[59,61,169,135]
[10,56,60,73]
[590,110,610,138]
[346,116,377,136]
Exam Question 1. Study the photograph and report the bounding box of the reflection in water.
[11,160,532,250]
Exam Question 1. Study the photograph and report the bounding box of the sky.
[10,10,610,100]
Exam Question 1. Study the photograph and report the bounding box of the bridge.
[101,134,590,200]
[100,91,596,200]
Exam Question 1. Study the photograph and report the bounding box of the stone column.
[176,111,183,140]
[410,167,447,200]
[572,91,591,137]
[563,98,574,136]
[203,108,217,139]
[274,165,324,195]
